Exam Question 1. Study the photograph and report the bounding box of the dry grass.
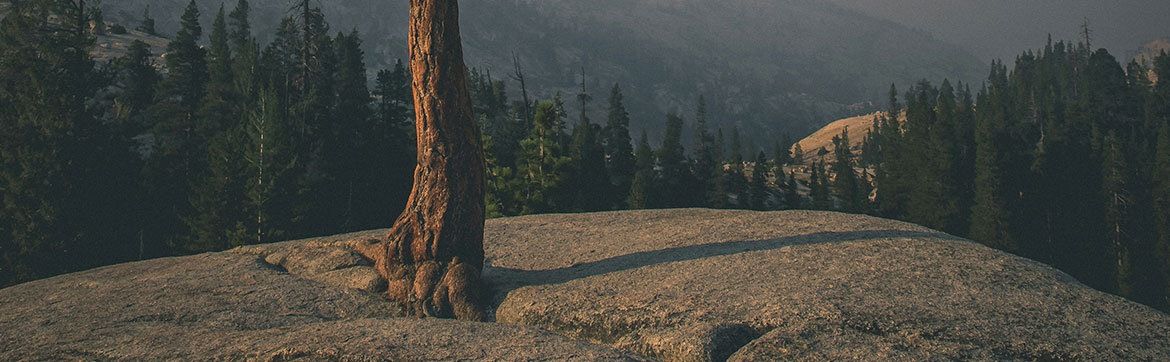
[794,112,881,164]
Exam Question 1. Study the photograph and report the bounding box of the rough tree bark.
[355,0,486,320]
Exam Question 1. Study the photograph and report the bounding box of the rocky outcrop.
[0,231,643,361]
[2,209,1168,361]
[488,209,1170,361]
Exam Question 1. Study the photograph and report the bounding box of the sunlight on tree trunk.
[354,0,486,320]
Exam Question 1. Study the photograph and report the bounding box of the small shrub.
[109,24,127,34]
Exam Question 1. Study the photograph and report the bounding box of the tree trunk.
[355,0,486,320]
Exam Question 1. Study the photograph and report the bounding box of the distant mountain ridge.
[98,0,988,146]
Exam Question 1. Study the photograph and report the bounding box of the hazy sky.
[825,0,1170,62]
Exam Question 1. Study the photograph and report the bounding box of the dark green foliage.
[1152,52,1170,124]
[873,84,905,217]
[113,40,158,125]
[784,170,803,210]
[184,122,246,251]
[656,113,691,208]
[1154,122,1170,308]
[707,128,729,208]
[569,96,610,211]
[870,42,1170,312]
[240,88,297,244]
[628,130,653,209]
[0,0,140,286]
[970,79,1014,251]
[775,133,793,166]
[376,60,413,130]
[1100,131,1128,294]
[518,101,572,214]
[791,142,804,166]
[693,96,720,208]
[161,0,207,110]
[328,30,374,231]
[830,128,865,213]
[748,151,769,210]
[726,127,748,208]
[228,0,251,49]
[137,5,156,35]
[205,6,233,101]
[900,80,959,232]
[144,0,209,253]
[90,6,104,35]
[808,162,831,210]
[603,84,635,209]
[371,61,416,219]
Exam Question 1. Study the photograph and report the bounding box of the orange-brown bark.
[356,0,485,320]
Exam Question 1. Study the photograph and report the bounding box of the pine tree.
[145,0,209,253]
[657,113,690,207]
[1101,131,1128,295]
[569,77,610,212]
[206,5,233,97]
[185,130,246,252]
[777,133,794,166]
[748,151,769,210]
[228,0,258,117]
[693,96,719,206]
[183,5,242,253]
[241,88,297,244]
[831,128,864,213]
[970,69,1014,251]
[708,128,730,208]
[901,80,958,232]
[874,84,905,217]
[727,126,748,208]
[518,101,572,214]
[791,142,804,166]
[1152,52,1170,124]
[784,170,803,210]
[0,0,139,284]
[375,60,414,132]
[285,7,339,238]
[770,139,788,185]
[1154,121,1170,307]
[194,4,235,139]
[860,115,883,167]
[372,60,415,219]
[809,162,831,210]
[602,84,635,209]
[328,30,379,231]
[160,0,207,111]
[228,0,251,47]
[90,6,104,35]
[137,5,156,35]
[113,40,158,124]
[952,84,978,235]
[349,0,489,318]
[628,130,654,209]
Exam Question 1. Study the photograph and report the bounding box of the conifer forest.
[2,0,1170,314]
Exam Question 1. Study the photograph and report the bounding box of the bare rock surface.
[489,209,1170,362]
[3,208,1168,361]
[0,230,645,361]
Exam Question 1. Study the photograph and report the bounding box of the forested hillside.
[0,0,416,285]
[856,41,1170,312]
[96,0,988,145]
